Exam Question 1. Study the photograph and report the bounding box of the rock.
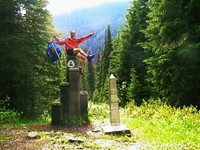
[68,138,84,143]
[27,131,39,139]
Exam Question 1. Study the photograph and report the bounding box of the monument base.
[102,124,131,135]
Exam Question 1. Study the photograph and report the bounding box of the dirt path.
[0,124,143,150]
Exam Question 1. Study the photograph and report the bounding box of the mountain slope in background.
[53,1,130,53]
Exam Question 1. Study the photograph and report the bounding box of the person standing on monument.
[55,30,95,74]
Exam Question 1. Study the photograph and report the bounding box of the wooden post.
[51,102,62,125]
[60,82,70,118]
[66,56,78,82]
[52,56,88,125]
[109,74,120,126]
[69,67,80,117]
[80,91,88,119]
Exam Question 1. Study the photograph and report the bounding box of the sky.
[47,0,129,15]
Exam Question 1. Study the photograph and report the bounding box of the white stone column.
[109,74,120,126]
[103,74,130,134]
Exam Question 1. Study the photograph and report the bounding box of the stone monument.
[102,74,130,134]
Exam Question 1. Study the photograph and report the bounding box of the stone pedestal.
[102,124,131,134]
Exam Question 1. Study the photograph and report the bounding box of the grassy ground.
[120,100,200,149]
[0,100,200,149]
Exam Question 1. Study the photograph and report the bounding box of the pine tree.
[127,67,142,103]
[110,0,149,106]
[110,28,130,106]
[96,25,113,102]
[93,50,101,102]
[85,49,95,99]
[0,0,23,104]
[0,0,63,118]
[143,0,200,107]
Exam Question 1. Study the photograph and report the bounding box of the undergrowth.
[0,97,51,126]
[88,102,109,123]
[1,98,200,150]
[120,99,200,149]
[0,97,21,124]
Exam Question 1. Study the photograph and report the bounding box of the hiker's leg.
[76,52,86,68]
[73,48,87,57]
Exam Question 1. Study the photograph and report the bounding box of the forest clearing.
[1,0,200,149]
[1,101,200,150]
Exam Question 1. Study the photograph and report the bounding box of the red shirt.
[56,33,93,50]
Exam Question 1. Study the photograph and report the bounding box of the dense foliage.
[142,0,200,106]
[83,49,96,99]
[0,0,64,118]
[109,0,150,106]
[94,25,113,102]
[108,0,200,107]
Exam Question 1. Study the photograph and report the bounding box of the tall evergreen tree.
[0,0,63,118]
[85,49,95,99]
[110,28,130,105]
[96,25,113,102]
[93,50,101,102]
[110,0,149,106]
[101,25,113,87]
[0,0,23,104]
[143,0,200,107]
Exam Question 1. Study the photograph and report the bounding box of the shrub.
[121,99,200,149]
[0,97,21,124]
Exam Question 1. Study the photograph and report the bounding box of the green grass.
[0,136,11,140]
[88,100,200,149]
[88,102,110,122]
[120,100,200,149]
[0,111,51,130]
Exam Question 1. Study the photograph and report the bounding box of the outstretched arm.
[78,32,95,43]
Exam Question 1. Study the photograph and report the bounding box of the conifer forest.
[0,0,200,118]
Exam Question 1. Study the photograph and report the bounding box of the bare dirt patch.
[0,124,143,150]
